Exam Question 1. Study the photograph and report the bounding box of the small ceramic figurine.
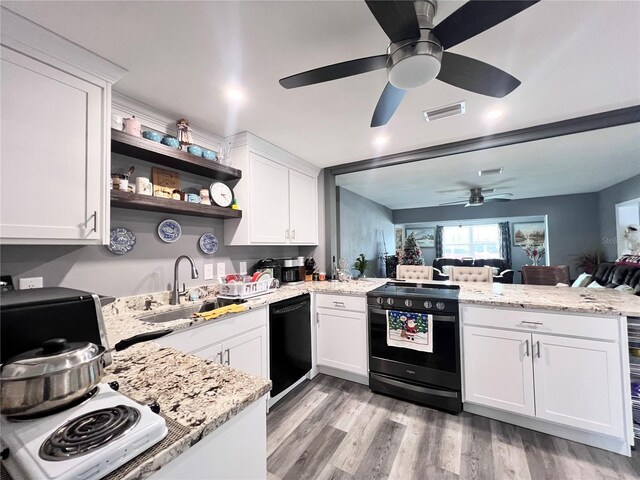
[176,118,193,145]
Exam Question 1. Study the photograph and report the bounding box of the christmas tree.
[401,232,424,265]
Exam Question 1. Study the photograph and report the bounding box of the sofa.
[433,257,515,284]
[591,262,640,294]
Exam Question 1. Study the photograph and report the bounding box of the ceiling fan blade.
[437,52,521,98]
[439,200,468,206]
[484,197,511,203]
[365,0,420,43]
[484,192,514,198]
[371,82,406,127]
[432,0,540,50]
[279,55,387,89]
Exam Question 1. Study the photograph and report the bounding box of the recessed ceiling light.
[374,136,388,146]
[485,109,503,120]
[226,88,244,101]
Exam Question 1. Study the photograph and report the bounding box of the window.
[443,224,501,259]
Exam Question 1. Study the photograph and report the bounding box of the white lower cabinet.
[462,305,628,452]
[316,294,368,378]
[463,326,535,416]
[156,308,267,379]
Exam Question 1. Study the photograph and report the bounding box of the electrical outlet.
[217,263,226,279]
[239,262,247,275]
[204,264,214,281]
[19,277,43,289]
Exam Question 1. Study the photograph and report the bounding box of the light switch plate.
[19,277,43,289]
[217,263,226,279]
[239,262,247,275]
[204,264,214,280]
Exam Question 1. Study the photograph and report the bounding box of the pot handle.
[113,329,173,352]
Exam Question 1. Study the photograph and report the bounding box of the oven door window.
[369,307,457,373]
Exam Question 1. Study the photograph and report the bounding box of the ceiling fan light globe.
[389,54,441,89]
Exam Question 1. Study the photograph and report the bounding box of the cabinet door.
[532,334,624,436]
[0,47,104,243]
[192,342,224,365]
[248,152,288,243]
[288,169,317,245]
[224,326,267,378]
[463,326,535,416]
[316,309,367,376]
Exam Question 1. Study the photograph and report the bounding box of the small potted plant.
[353,253,369,279]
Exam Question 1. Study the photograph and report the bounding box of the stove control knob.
[376,297,384,305]
[436,302,445,310]
[148,401,161,414]
[424,301,433,309]
[108,381,120,391]
[386,298,394,306]
[404,299,412,308]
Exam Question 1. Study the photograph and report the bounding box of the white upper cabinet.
[224,132,319,246]
[0,8,126,245]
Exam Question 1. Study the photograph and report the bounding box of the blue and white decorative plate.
[199,233,218,255]
[108,227,136,255]
[158,219,182,243]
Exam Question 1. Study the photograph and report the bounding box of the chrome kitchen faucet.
[172,255,199,305]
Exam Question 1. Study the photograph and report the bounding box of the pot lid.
[1,338,103,379]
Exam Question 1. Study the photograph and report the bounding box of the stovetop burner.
[39,405,140,461]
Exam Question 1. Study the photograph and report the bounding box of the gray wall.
[598,174,640,261]
[1,209,300,298]
[394,193,601,279]
[337,187,394,277]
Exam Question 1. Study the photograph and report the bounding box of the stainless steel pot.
[0,330,172,417]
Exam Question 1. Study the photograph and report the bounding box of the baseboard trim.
[317,365,369,386]
[464,402,631,456]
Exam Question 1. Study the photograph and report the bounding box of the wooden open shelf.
[111,190,242,220]
[111,129,241,182]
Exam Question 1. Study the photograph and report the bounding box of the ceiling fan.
[279,0,539,127]
[439,187,513,207]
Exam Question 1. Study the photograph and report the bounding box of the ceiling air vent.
[423,101,465,122]
[478,168,504,176]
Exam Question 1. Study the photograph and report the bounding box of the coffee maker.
[254,258,282,286]
[281,258,305,284]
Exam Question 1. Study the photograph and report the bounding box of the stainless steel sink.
[137,301,219,323]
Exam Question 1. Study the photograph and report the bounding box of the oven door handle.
[371,373,459,398]
[368,307,456,323]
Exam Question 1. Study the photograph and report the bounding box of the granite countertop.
[97,277,639,478]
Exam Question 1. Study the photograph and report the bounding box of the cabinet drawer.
[461,305,619,341]
[156,307,267,353]
[316,294,366,312]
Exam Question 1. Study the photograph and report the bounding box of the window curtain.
[435,225,444,258]
[498,221,512,268]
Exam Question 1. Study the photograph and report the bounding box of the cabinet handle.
[216,351,223,364]
[292,229,296,240]
[285,229,290,240]
[316,312,320,325]
[536,341,541,358]
[525,339,530,357]
[224,348,230,365]
[333,301,345,307]
[521,320,543,326]
[92,211,97,232]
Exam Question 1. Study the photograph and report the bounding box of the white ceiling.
[336,123,640,209]
[3,0,640,171]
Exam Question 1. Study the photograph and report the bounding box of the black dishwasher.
[269,294,312,397]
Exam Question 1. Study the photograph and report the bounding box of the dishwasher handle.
[272,300,310,316]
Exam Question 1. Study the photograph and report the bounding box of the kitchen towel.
[386,309,433,353]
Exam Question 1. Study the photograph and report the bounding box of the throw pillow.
[616,254,640,266]
[571,273,593,288]
[587,281,605,289]
[614,284,635,294]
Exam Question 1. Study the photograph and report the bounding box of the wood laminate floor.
[267,374,640,480]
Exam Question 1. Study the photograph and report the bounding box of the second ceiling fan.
[279,0,539,127]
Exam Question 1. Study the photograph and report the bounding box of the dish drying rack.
[217,277,275,299]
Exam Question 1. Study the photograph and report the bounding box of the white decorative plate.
[199,233,218,255]
[158,219,182,243]
[108,227,136,255]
